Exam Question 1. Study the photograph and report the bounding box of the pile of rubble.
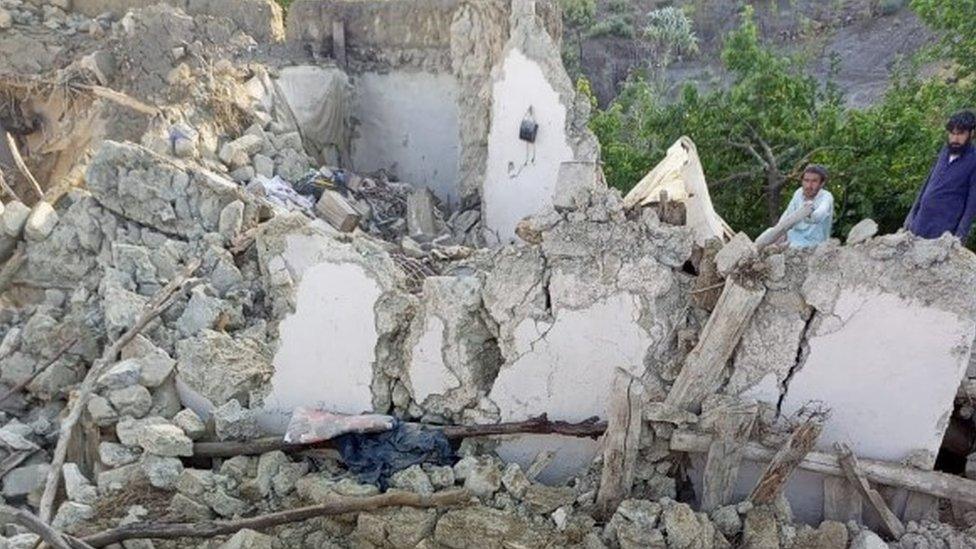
[0,1,974,548]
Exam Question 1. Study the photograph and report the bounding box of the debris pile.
[0,1,973,548]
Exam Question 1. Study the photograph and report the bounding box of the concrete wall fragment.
[253,215,415,432]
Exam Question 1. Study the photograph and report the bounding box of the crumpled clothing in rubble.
[247,175,314,211]
[293,168,349,201]
[283,407,395,444]
[334,420,454,488]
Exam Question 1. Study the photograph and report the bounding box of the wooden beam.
[595,369,644,519]
[316,189,360,233]
[700,401,757,511]
[836,443,905,539]
[193,416,608,458]
[754,202,814,249]
[749,415,824,505]
[332,20,347,68]
[665,278,766,412]
[671,431,976,507]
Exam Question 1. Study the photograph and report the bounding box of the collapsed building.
[0,0,974,548]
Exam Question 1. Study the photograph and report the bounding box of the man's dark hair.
[804,164,828,184]
[946,110,976,133]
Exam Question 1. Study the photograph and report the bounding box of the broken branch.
[0,504,87,549]
[0,338,77,407]
[4,133,43,201]
[38,259,202,522]
[82,489,471,547]
[748,413,825,505]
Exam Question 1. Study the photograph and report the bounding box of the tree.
[560,0,596,75]
[643,7,699,72]
[911,0,976,78]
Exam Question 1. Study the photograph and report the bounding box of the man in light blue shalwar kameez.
[778,164,834,248]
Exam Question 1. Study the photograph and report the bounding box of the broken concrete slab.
[175,330,273,413]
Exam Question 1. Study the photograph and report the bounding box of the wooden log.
[0,504,87,549]
[4,132,43,201]
[665,278,766,413]
[836,443,905,538]
[671,430,976,507]
[823,476,862,522]
[700,401,757,511]
[316,189,360,232]
[748,414,824,505]
[193,415,608,458]
[595,369,644,519]
[82,489,470,547]
[38,260,202,522]
[332,20,347,68]
[754,202,815,249]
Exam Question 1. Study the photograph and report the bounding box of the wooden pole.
[82,490,470,547]
[836,443,905,538]
[38,260,201,522]
[595,369,644,519]
[700,401,758,511]
[671,430,976,506]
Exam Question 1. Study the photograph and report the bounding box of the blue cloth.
[905,144,976,240]
[780,188,834,248]
[334,421,454,489]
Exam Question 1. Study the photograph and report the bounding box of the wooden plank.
[700,401,757,511]
[672,430,976,507]
[665,278,766,412]
[754,202,815,249]
[332,20,347,68]
[595,369,644,520]
[823,476,862,522]
[316,190,360,233]
[749,415,824,505]
[836,443,905,539]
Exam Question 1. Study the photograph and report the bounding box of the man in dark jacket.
[905,110,976,240]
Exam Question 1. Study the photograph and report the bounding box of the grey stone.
[138,422,193,457]
[710,505,741,538]
[662,502,713,549]
[390,465,434,495]
[99,441,141,468]
[434,507,550,548]
[168,493,213,521]
[553,162,599,212]
[1,202,30,238]
[7,534,41,549]
[141,455,184,490]
[522,484,575,515]
[716,232,757,277]
[108,385,153,418]
[218,200,245,239]
[0,426,37,451]
[175,330,272,408]
[51,502,93,533]
[23,202,58,242]
[218,529,273,549]
[253,154,274,178]
[97,463,147,493]
[63,463,97,504]
[254,450,288,498]
[98,359,141,390]
[460,458,501,498]
[606,499,663,549]
[148,379,182,419]
[406,188,440,241]
[424,465,455,490]
[2,463,49,498]
[219,134,263,169]
[213,399,260,441]
[230,166,256,183]
[173,408,206,441]
[117,416,166,446]
[0,8,12,29]
[847,218,879,245]
[850,530,888,549]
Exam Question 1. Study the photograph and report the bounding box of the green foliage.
[589,2,976,242]
[912,0,976,77]
[561,0,597,29]
[274,0,292,12]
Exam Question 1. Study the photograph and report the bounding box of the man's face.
[801,172,824,200]
[948,128,973,155]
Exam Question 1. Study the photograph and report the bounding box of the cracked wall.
[715,233,976,523]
